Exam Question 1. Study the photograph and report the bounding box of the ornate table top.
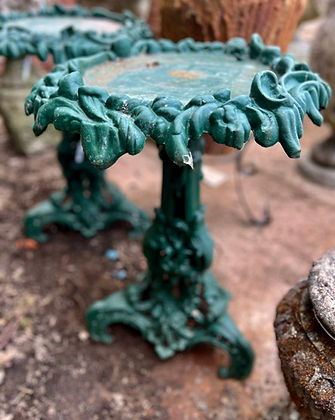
[26,34,331,167]
[0,4,152,62]
[4,16,122,35]
[83,52,266,102]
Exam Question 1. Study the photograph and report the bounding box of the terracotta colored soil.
[1,114,333,418]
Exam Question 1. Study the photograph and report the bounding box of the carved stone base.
[297,148,335,188]
[275,280,335,419]
[87,271,254,380]
[24,182,150,242]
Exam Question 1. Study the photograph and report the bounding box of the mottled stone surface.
[83,52,266,102]
[275,280,335,419]
[308,249,335,338]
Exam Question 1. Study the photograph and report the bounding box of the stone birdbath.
[26,34,331,378]
[0,3,152,242]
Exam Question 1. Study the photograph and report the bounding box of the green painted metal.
[0,3,152,63]
[27,34,331,378]
[4,4,152,241]
[24,132,149,242]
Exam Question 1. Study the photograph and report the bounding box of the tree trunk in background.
[149,0,307,52]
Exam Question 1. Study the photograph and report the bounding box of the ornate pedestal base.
[87,271,253,379]
[86,141,254,379]
[298,136,335,188]
[25,132,150,242]
[24,182,149,242]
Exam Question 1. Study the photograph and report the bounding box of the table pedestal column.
[24,132,150,242]
[87,137,254,379]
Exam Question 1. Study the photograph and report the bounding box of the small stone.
[51,332,61,343]
[33,336,49,362]
[78,330,89,342]
[48,316,57,327]
[0,413,13,420]
[0,369,5,385]
[111,393,125,410]
[47,406,56,417]
[197,401,208,411]
[112,269,127,281]
[121,376,129,385]
[105,249,119,260]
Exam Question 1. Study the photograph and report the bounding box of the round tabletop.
[26,34,331,168]
[0,4,152,62]
[3,16,122,35]
[83,52,267,103]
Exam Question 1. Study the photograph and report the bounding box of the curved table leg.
[24,132,150,242]
[87,270,253,380]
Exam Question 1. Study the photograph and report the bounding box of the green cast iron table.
[27,34,331,378]
[0,3,152,242]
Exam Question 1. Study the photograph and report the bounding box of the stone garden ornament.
[0,3,152,241]
[275,250,335,418]
[26,34,331,378]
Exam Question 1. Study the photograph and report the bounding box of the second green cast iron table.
[26,34,331,378]
[0,3,152,241]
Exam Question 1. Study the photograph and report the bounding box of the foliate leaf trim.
[0,3,152,61]
[28,34,332,169]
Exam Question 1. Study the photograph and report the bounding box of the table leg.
[24,132,150,242]
[87,137,254,379]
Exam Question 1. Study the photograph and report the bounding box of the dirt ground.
[1,110,334,420]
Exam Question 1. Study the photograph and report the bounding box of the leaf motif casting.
[26,34,332,169]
